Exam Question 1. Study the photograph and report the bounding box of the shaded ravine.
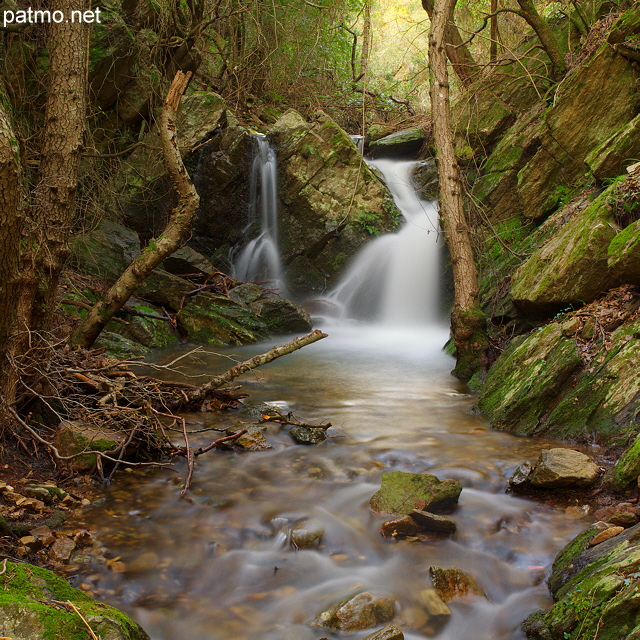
[66,160,592,640]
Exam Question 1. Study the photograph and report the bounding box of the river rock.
[290,518,324,548]
[313,592,396,631]
[594,503,639,528]
[524,518,640,640]
[233,426,272,451]
[429,566,483,602]
[54,420,125,471]
[370,471,462,515]
[410,509,457,534]
[248,296,313,335]
[0,561,150,640]
[162,246,216,277]
[411,159,439,201]
[588,525,625,547]
[50,535,77,561]
[362,625,405,640]
[289,425,328,445]
[368,127,426,158]
[529,448,600,488]
[380,515,421,540]
[508,460,534,489]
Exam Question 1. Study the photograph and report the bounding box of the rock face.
[370,471,462,515]
[529,448,600,488]
[0,561,150,640]
[313,592,396,631]
[524,521,640,640]
[268,109,401,295]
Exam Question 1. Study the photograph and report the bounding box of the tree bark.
[0,97,24,389]
[28,0,89,331]
[515,0,566,78]
[490,0,499,64]
[422,0,476,88]
[360,0,372,78]
[71,71,199,348]
[429,0,487,380]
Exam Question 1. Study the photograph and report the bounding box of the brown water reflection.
[69,324,592,640]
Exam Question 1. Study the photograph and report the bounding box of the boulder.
[249,296,313,335]
[510,188,618,315]
[70,219,140,282]
[290,518,324,549]
[614,434,640,489]
[609,220,640,285]
[269,109,400,295]
[162,246,216,277]
[429,566,483,602]
[313,592,396,631]
[177,292,266,345]
[136,269,195,310]
[410,509,457,534]
[233,426,272,451]
[108,303,178,349]
[529,448,600,488]
[54,420,125,471]
[289,425,328,445]
[362,625,405,640]
[411,159,439,201]
[95,330,151,358]
[587,113,640,181]
[369,471,462,515]
[0,561,150,640]
[381,515,421,540]
[524,520,640,640]
[368,127,426,158]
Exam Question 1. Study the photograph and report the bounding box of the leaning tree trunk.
[360,0,372,78]
[71,71,200,349]
[515,0,566,78]
[422,0,477,88]
[429,0,487,380]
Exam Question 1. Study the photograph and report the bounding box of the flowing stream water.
[69,159,592,640]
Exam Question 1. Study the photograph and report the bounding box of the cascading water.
[328,159,441,326]
[232,135,284,291]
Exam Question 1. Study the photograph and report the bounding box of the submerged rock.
[529,448,600,488]
[312,592,396,631]
[289,426,328,445]
[429,566,483,602]
[362,625,405,640]
[0,561,150,640]
[370,471,462,515]
[290,518,324,549]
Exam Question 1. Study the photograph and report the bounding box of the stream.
[68,159,592,640]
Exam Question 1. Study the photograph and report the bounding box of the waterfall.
[328,159,440,326]
[233,135,283,290]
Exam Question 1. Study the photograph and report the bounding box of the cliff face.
[462,6,640,444]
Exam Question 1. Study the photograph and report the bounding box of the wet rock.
[380,515,421,540]
[362,625,405,640]
[410,509,457,535]
[419,587,451,618]
[594,503,639,528]
[249,296,313,335]
[30,525,55,547]
[313,592,396,631]
[530,448,600,488]
[74,530,95,548]
[290,519,324,549]
[50,535,76,561]
[25,484,67,503]
[411,159,439,201]
[234,426,272,451]
[588,525,625,547]
[614,433,640,489]
[162,246,216,277]
[0,561,151,640]
[508,460,534,489]
[289,426,328,445]
[108,302,178,349]
[429,567,483,602]
[126,551,160,573]
[370,471,462,515]
[228,283,264,305]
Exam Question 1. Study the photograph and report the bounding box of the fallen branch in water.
[188,330,328,402]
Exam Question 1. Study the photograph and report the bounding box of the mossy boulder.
[54,420,125,471]
[510,189,619,315]
[177,292,267,345]
[136,269,196,311]
[0,561,150,640]
[587,113,640,181]
[529,448,600,488]
[370,471,462,515]
[609,221,640,285]
[524,521,640,640]
[368,127,426,158]
[95,331,150,359]
[614,434,640,489]
[269,109,400,295]
[70,220,140,283]
[107,304,178,349]
[248,296,312,335]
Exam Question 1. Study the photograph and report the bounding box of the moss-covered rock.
[248,296,312,335]
[54,421,125,471]
[368,127,426,158]
[269,109,400,295]
[95,331,151,359]
[614,434,640,489]
[0,561,149,639]
[510,189,619,315]
[587,113,640,181]
[177,292,266,345]
[609,221,640,285]
[312,592,396,631]
[524,521,640,640]
[108,304,178,349]
[369,471,462,515]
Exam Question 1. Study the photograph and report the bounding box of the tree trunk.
[71,71,200,349]
[490,0,499,64]
[360,0,372,78]
[429,0,487,380]
[422,0,476,88]
[28,0,89,332]
[515,0,566,78]
[0,98,25,390]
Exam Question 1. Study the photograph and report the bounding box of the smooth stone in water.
[290,519,324,548]
[362,625,405,640]
[312,592,396,631]
[530,448,600,488]
[410,509,457,534]
[429,566,483,602]
[289,425,328,445]
[381,515,421,540]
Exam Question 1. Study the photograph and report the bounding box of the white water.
[233,135,284,291]
[328,159,441,325]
